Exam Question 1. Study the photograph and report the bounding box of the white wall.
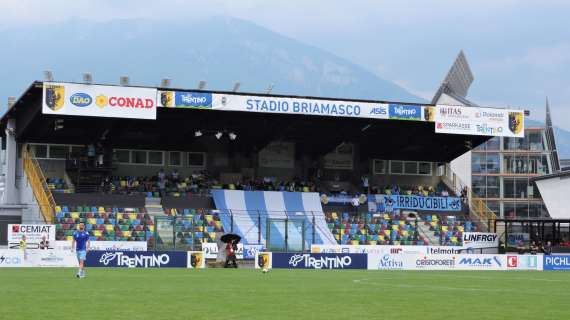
[535,176,570,219]
[450,150,472,189]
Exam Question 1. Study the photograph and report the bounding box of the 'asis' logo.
[44,85,65,111]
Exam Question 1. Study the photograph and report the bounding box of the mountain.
[0,17,423,111]
[526,119,570,159]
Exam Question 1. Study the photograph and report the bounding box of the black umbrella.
[220,233,241,244]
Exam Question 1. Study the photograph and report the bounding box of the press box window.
[169,151,182,166]
[373,159,385,174]
[132,151,147,164]
[115,150,130,163]
[188,152,205,167]
[31,144,48,159]
[148,151,164,165]
[49,145,69,159]
[390,161,403,174]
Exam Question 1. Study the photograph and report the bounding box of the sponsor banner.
[202,243,244,259]
[211,93,396,120]
[388,104,422,121]
[158,91,213,109]
[435,105,524,138]
[255,252,272,269]
[258,141,295,169]
[369,195,462,212]
[544,255,570,271]
[367,253,506,271]
[8,224,55,250]
[463,232,499,252]
[0,249,77,267]
[42,82,157,120]
[311,244,463,256]
[270,253,367,269]
[86,251,188,268]
[506,255,543,271]
[55,241,147,251]
[507,233,530,247]
[187,251,206,269]
[243,245,264,260]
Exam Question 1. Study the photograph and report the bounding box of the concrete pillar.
[4,119,18,204]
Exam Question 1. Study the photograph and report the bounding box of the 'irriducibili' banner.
[368,194,462,212]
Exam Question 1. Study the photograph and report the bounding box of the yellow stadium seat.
[399,220,405,226]
[360,229,367,235]
[105,224,114,232]
[451,237,458,243]
[93,230,102,237]
[120,180,127,187]
[148,225,154,232]
[442,226,448,232]
[129,214,137,221]
[209,232,216,240]
[98,207,105,213]
[215,221,222,228]
[369,241,377,245]
[335,234,340,241]
[391,225,399,231]
[205,215,213,222]
[402,230,409,237]
[122,231,131,237]
[331,212,338,220]
[351,240,359,245]
[71,212,79,219]
[393,241,401,245]
[66,236,73,241]
[386,190,392,195]
[302,186,309,192]
[458,226,464,232]
[133,180,139,187]
[87,218,97,225]
[430,221,437,228]
[180,182,187,188]
[383,230,390,237]
[383,214,390,220]
[432,215,438,221]
[229,184,236,190]
[55,206,62,213]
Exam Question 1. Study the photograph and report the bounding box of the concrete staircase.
[145,197,165,216]
[417,218,440,245]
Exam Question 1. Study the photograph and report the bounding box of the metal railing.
[22,145,56,223]
[441,163,496,231]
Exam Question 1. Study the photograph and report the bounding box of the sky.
[1,0,569,129]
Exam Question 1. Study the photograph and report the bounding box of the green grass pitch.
[0,268,568,320]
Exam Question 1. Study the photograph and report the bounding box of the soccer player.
[72,223,90,279]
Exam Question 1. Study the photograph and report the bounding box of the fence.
[153,210,331,252]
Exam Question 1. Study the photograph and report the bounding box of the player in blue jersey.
[72,223,90,279]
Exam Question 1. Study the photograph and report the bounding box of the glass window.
[515,202,530,218]
[485,201,500,216]
[503,178,516,198]
[404,162,418,175]
[418,162,431,175]
[528,131,544,151]
[472,176,486,198]
[390,161,403,174]
[472,153,485,173]
[116,150,130,163]
[148,151,164,165]
[49,145,68,159]
[132,151,147,164]
[504,137,526,150]
[188,152,205,167]
[31,144,48,158]
[486,153,500,173]
[486,137,500,151]
[169,151,182,166]
[71,146,85,156]
[514,178,529,198]
[486,176,500,198]
[373,159,385,174]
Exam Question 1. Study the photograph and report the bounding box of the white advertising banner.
[506,255,543,271]
[202,242,244,259]
[311,244,464,256]
[55,240,147,251]
[212,93,392,120]
[462,232,499,253]
[43,82,157,120]
[258,142,295,168]
[435,105,524,137]
[0,249,78,267]
[8,224,56,249]
[367,253,507,271]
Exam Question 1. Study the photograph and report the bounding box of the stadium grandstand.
[0,51,544,255]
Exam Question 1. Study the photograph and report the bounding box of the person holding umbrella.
[221,233,241,268]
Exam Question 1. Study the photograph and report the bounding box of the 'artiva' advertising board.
[368,254,508,271]
[311,244,464,256]
[43,82,157,120]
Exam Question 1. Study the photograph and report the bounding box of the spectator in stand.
[529,241,539,255]
[441,189,449,197]
[542,241,552,255]
[361,176,369,194]
[158,179,166,198]
[171,169,179,183]
[158,169,166,182]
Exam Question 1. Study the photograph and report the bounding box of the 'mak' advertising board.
[43,82,157,120]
